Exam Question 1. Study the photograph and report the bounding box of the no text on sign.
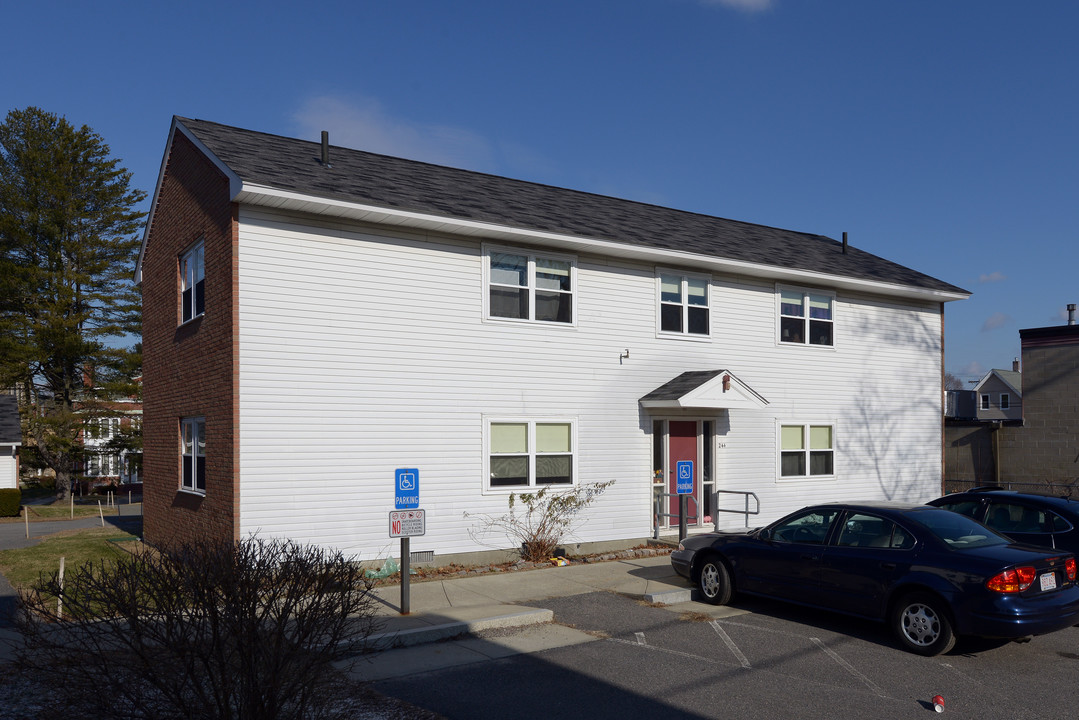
[676,460,694,495]
[389,509,425,538]
[395,468,419,509]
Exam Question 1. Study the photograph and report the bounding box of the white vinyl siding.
[235,206,946,561]
[0,449,16,490]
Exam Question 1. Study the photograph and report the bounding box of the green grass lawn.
[0,527,142,591]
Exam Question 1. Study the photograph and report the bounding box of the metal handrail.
[711,490,760,529]
[653,493,698,540]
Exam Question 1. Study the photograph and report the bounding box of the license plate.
[1040,572,1057,592]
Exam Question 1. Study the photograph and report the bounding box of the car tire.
[697,556,732,605]
[892,592,956,656]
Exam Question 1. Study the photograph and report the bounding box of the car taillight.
[1067,558,1077,582]
[987,566,1037,593]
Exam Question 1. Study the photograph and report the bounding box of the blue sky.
[5,0,1077,383]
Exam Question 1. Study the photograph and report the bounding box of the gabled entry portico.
[641,371,768,533]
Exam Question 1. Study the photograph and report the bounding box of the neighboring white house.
[0,395,20,490]
[135,117,970,564]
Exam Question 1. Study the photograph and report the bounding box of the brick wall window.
[181,417,206,494]
[180,241,205,323]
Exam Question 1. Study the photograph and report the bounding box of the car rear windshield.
[910,508,1010,550]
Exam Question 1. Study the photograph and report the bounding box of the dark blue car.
[928,487,1079,554]
[670,502,1079,656]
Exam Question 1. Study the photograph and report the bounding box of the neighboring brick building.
[996,320,1079,488]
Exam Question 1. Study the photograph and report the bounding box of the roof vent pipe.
[1013,358,1020,372]
[321,131,331,167]
[1068,303,1076,325]
[842,232,848,254]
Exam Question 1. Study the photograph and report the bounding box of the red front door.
[668,421,698,527]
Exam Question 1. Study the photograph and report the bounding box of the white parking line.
[635,632,647,646]
[711,620,752,668]
[810,637,887,698]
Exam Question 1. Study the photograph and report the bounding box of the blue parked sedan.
[670,502,1079,656]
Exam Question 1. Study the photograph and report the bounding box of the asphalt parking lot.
[371,590,1079,720]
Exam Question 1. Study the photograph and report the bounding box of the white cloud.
[981,312,1011,332]
[292,95,498,173]
[978,271,1006,283]
[957,361,985,382]
[700,0,774,11]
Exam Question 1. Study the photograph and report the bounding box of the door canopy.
[640,370,768,410]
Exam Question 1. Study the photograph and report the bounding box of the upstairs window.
[1000,394,1010,410]
[486,248,575,324]
[658,272,710,336]
[981,394,990,410]
[780,423,834,478]
[181,417,206,494]
[181,241,205,323]
[779,288,833,346]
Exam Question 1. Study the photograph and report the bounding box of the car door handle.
[801,554,820,561]
[880,562,896,570]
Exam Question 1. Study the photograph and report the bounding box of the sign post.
[392,469,422,614]
[676,460,694,541]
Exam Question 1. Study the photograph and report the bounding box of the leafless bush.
[15,536,379,720]
[466,480,615,562]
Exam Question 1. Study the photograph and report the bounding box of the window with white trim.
[1000,394,1010,410]
[181,241,205,323]
[181,417,206,494]
[780,423,834,477]
[779,287,834,346]
[980,394,990,410]
[488,419,575,489]
[486,248,575,324]
[658,271,710,336]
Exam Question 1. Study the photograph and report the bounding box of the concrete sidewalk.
[348,551,707,680]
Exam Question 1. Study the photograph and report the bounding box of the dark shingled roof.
[0,395,20,446]
[177,117,967,296]
[640,371,729,402]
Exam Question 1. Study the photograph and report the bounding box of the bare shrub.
[15,536,379,720]
[466,480,615,562]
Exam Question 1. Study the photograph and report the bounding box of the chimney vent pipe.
[1068,303,1076,325]
[842,232,848,254]
[321,131,331,167]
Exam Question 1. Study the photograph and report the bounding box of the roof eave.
[236,184,971,304]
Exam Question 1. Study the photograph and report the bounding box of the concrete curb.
[643,587,696,605]
[367,606,554,650]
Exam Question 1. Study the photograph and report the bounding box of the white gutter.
[236,183,970,304]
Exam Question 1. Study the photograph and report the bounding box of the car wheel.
[697,556,732,605]
[892,592,955,656]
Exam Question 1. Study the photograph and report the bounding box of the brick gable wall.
[141,130,238,546]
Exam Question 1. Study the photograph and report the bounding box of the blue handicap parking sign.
[395,468,419,509]
[676,461,694,494]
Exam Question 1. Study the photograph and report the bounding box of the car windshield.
[910,508,1010,549]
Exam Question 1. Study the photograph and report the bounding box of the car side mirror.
[758,528,771,542]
